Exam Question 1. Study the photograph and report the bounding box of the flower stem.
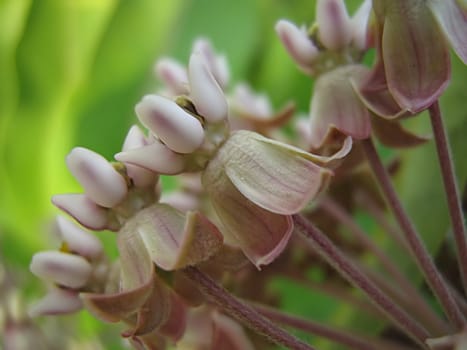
[429,100,467,294]
[182,266,316,350]
[250,301,407,350]
[362,137,466,329]
[320,196,450,334]
[293,214,429,347]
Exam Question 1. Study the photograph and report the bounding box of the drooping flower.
[361,0,467,116]
[276,0,429,150]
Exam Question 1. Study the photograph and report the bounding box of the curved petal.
[215,131,332,215]
[310,65,371,149]
[381,1,450,112]
[203,168,293,268]
[121,204,223,271]
[428,0,467,64]
[371,116,430,148]
[211,312,255,350]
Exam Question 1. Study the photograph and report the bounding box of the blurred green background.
[1,0,466,349]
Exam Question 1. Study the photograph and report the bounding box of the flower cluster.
[28,1,467,349]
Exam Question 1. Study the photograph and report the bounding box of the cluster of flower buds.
[276,0,436,151]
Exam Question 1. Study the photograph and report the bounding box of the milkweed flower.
[360,0,467,116]
[117,51,350,268]
[276,0,428,150]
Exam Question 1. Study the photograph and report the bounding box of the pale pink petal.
[28,288,82,317]
[428,0,467,64]
[188,53,228,123]
[371,116,430,148]
[157,291,188,342]
[56,216,103,259]
[154,57,189,95]
[215,130,332,215]
[30,251,92,288]
[120,204,223,271]
[309,65,371,149]
[275,20,319,72]
[122,125,157,188]
[203,168,293,268]
[51,193,110,231]
[66,147,128,207]
[136,95,205,154]
[381,1,450,112]
[317,0,352,50]
[192,38,230,88]
[115,142,186,175]
[350,0,373,50]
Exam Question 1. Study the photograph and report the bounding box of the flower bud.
[154,57,189,95]
[66,147,128,207]
[115,141,186,175]
[28,288,82,317]
[188,53,228,123]
[136,95,205,154]
[51,194,110,230]
[317,0,352,50]
[56,216,103,260]
[122,125,158,187]
[192,38,230,88]
[275,20,319,71]
[350,0,372,50]
[30,251,92,289]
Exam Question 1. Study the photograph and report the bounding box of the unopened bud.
[188,53,228,123]
[317,0,352,50]
[136,95,205,154]
[155,58,189,95]
[275,20,319,70]
[51,194,109,230]
[56,216,103,260]
[29,288,82,317]
[66,147,128,207]
[30,251,92,289]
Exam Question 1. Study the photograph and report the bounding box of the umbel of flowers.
[29,33,350,346]
[28,0,467,349]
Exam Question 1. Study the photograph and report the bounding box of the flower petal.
[371,116,430,148]
[66,147,128,208]
[310,65,371,149]
[275,20,319,72]
[428,0,467,64]
[317,0,352,50]
[214,131,332,215]
[56,216,103,260]
[30,251,92,289]
[203,169,293,268]
[28,288,82,317]
[135,94,205,154]
[380,0,450,112]
[188,53,228,123]
[212,312,255,350]
[154,57,189,95]
[115,141,186,175]
[51,193,112,231]
[120,204,223,271]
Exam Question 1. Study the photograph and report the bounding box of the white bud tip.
[136,95,205,154]
[154,58,189,95]
[275,20,319,68]
[188,53,228,123]
[30,251,92,289]
[317,0,352,50]
[29,288,82,317]
[56,216,103,259]
[115,141,186,175]
[66,147,128,207]
[51,193,109,230]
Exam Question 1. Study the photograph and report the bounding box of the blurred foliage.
[0,0,466,349]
